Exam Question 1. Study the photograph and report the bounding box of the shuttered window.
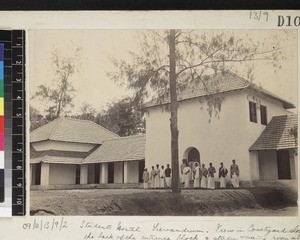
[249,101,257,123]
[260,105,267,125]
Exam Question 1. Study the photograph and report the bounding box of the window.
[260,105,267,125]
[249,101,257,123]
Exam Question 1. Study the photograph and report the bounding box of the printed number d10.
[278,15,300,27]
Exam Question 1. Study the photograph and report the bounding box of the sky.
[29,29,298,115]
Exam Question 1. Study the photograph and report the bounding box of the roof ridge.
[48,118,63,140]
[59,117,120,138]
[30,117,60,135]
[102,134,146,143]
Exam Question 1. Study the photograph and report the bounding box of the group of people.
[142,164,172,189]
[181,159,240,189]
[142,159,240,189]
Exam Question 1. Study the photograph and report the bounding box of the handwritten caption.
[21,218,300,240]
[22,217,68,231]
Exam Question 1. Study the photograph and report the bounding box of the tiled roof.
[84,134,146,164]
[144,72,294,109]
[31,156,84,164]
[30,118,119,144]
[30,146,92,164]
[249,114,297,151]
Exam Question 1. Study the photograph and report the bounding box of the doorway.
[108,163,114,183]
[34,163,41,185]
[183,147,200,180]
[277,150,291,179]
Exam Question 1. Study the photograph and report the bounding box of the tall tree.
[32,46,81,120]
[109,30,283,193]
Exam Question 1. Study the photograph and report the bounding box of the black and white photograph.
[29,29,298,216]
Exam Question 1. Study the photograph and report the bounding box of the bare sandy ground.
[30,188,298,216]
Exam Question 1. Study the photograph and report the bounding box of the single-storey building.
[30,118,145,186]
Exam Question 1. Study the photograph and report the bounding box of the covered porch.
[249,114,297,181]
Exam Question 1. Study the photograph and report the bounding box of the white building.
[30,118,145,186]
[144,72,297,182]
[30,73,297,186]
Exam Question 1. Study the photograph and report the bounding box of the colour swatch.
[0,43,4,203]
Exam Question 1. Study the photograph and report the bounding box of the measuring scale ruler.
[0,30,26,216]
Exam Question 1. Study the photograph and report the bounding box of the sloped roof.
[30,118,119,144]
[84,134,146,164]
[30,146,93,164]
[144,72,294,109]
[249,114,297,151]
[31,156,84,164]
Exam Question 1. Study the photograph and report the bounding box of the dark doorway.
[188,148,200,163]
[108,163,114,183]
[138,160,145,183]
[94,164,100,184]
[75,165,81,184]
[35,163,41,185]
[277,150,291,179]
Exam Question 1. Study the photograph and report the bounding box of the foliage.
[30,106,49,131]
[31,46,81,120]
[95,98,145,137]
[290,125,298,155]
[75,102,97,122]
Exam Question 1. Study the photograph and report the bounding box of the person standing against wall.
[218,162,228,189]
[150,166,155,189]
[193,162,201,188]
[155,164,160,189]
[183,162,191,188]
[201,164,208,188]
[142,168,150,189]
[160,165,166,188]
[165,164,172,188]
[230,159,240,188]
[207,162,216,189]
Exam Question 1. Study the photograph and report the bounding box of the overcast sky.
[29,29,297,115]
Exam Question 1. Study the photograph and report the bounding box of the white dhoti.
[151,178,155,188]
[165,177,171,188]
[194,178,200,188]
[201,177,207,188]
[207,176,215,189]
[184,174,190,188]
[160,178,165,188]
[155,176,160,188]
[220,177,226,188]
[143,182,149,189]
[231,174,239,188]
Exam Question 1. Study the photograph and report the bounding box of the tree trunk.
[169,29,181,193]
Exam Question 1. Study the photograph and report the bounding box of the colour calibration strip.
[0,43,4,204]
[0,30,26,217]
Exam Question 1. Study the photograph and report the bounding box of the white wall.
[125,161,139,183]
[114,162,124,183]
[49,164,77,185]
[32,140,97,152]
[145,89,291,181]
